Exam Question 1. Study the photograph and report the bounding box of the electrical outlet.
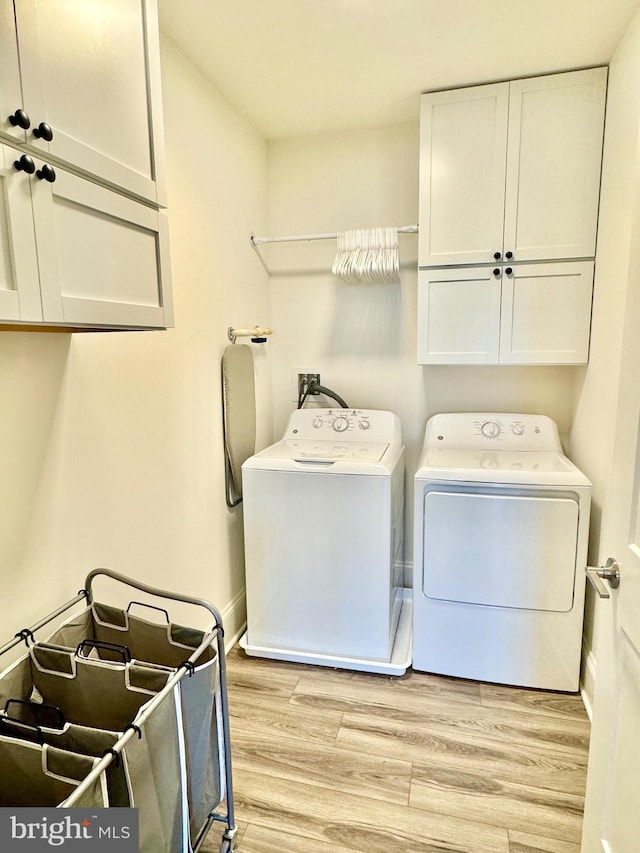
[298,373,321,398]
[291,368,321,401]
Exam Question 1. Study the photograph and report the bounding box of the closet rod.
[250,224,419,246]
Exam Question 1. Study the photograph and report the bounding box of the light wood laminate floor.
[204,646,590,853]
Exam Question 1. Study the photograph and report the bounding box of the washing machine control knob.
[312,417,323,429]
[511,423,525,436]
[480,420,501,439]
[332,416,350,432]
[359,419,371,430]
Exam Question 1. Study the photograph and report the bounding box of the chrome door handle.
[586,557,621,598]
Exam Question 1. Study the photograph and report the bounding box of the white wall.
[0,333,71,630]
[0,37,270,644]
[266,123,580,558]
[569,6,640,701]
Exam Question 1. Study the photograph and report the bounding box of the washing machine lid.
[416,448,591,487]
[243,407,403,474]
[242,438,401,474]
[254,438,390,463]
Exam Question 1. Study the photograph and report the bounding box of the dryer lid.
[421,448,575,473]
[416,412,591,487]
[415,449,591,487]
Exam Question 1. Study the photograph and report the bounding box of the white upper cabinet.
[2,0,165,205]
[33,164,173,329]
[417,266,502,364]
[0,0,27,146]
[0,0,172,330]
[417,68,606,365]
[419,68,607,268]
[418,261,594,365]
[1,142,172,329]
[504,71,607,263]
[0,143,42,322]
[499,261,594,364]
[419,83,508,268]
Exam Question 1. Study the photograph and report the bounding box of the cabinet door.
[30,164,172,329]
[16,0,165,204]
[504,68,607,262]
[0,0,27,145]
[417,267,502,364]
[499,261,594,364]
[419,83,508,267]
[0,144,42,321]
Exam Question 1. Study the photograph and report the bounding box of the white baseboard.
[220,588,246,653]
[580,638,597,721]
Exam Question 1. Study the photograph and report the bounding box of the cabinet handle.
[492,268,501,277]
[35,164,56,183]
[13,154,36,174]
[8,108,30,130]
[505,251,514,259]
[493,252,501,260]
[505,267,513,275]
[32,121,53,142]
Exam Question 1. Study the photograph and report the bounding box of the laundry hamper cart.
[0,568,237,853]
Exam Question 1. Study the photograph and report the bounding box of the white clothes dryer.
[240,408,411,675]
[413,412,591,691]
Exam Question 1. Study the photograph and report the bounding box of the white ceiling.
[158,0,639,140]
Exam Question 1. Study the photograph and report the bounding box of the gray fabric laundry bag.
[0,644,190,853]
[48,602,224,844]
[0,704,131,807]
[0,733,107,808]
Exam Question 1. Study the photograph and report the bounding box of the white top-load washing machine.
[413,412,591,691]
[240,408,411,675]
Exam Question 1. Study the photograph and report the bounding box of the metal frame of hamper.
[0,568,237,853]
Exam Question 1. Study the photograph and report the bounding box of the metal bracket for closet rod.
[227,326,272,344]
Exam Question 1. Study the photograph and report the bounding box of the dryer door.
[423,487,579,611]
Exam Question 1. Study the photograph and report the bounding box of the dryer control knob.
[332,416,350,432]
[480,420,501,439]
